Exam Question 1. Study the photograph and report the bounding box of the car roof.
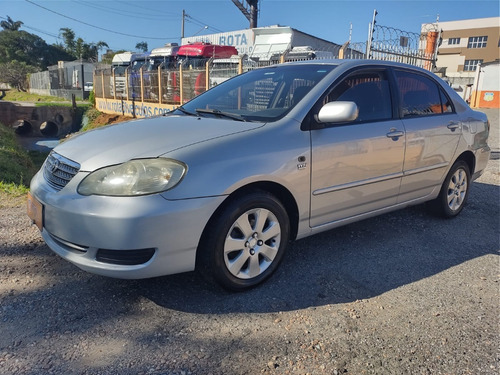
[281,58,433,74]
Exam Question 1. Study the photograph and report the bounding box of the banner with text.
[95,98,177,118]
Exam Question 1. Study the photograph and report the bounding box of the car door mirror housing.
[317,101,359,124]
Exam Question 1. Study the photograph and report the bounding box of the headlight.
[77,158,186,196]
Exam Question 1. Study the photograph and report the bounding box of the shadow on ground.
[2,181,498,326]
[134,181,500,314]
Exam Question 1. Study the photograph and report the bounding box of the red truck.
[177,42,238,60]
[177,43,238,97]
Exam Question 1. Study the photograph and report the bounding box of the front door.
[309,69,405,227]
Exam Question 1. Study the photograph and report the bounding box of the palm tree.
[1,16,23,31]
[59,27,76,55]
[135,41,148,52]
[87,41,109,62]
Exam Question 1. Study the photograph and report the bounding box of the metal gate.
[359,10,440,71]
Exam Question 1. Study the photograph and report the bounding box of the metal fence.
[30,61,95,100]
[362,12,439,70]
[367,25,438,69]
[94,50,367,105]
[94,33,437,107]
[95,56,280,105]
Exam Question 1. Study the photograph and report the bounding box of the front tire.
[431,160,470,218]
[199,191,290,291]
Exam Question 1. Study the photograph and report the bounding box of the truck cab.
[111,51,148,98]
[146,43,180,71]
[177,42,238,67]
[177,43,238,99]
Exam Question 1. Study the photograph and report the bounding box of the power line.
[0,15,61,40]
[24,0,178,40]
[72,1,179,21]
[1,16,147,53]
[185,13,223,33]
[115,0,180,17]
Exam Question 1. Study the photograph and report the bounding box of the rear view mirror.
[317,101,359,123]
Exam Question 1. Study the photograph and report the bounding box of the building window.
[448,37,461,45]
[464,59,483,71]
[467,36,488,48]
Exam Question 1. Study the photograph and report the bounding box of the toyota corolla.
[28,60,490,290]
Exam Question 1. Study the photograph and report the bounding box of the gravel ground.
[1,109,499,375]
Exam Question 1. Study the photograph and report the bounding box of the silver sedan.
[28,60,491,290]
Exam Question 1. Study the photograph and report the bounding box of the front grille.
[43,151,80,191]
[96,248,156,265]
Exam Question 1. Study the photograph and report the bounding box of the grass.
[81,107,106,131]
[0,92,120,205]
[34,102,92,108]
[0,122,48,205]
[4,90,68,103]
[3,90,89,104]
[0,181,30,208]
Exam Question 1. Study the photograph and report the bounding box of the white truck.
[111,51,148,98]
[146,43,180,70]
[249,26,341,61]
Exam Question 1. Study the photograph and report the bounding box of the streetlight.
[192,25,208,36]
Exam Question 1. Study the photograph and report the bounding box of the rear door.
[309,68,405,227]
[392,69,462,203]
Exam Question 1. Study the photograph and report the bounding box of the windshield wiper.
[173,106,198,116]
[195,108,247,122]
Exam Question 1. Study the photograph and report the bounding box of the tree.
[59,27,76,55]
[1,16,23,31]
[101,49,126,65]
[135,41,148,52]
[86,41,109,62]
[0,60,36,91]
[59,27,108,61]
[0,30,72,70]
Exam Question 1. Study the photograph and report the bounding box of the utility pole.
[181,9,185,38]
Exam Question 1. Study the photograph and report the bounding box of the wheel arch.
[195,181,300,269]
[455,150,475,175]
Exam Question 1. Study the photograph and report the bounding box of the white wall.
[436,53,464,73]
[182,29,254,55]
[479,63,500,91]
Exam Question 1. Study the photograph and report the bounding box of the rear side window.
[395,70,453,117]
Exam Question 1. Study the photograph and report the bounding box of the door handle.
[386,129,404,140]
[447,122,460,131]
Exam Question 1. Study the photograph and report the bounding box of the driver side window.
[323,70,393,123]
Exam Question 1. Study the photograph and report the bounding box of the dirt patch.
[1,175,498,375]
[90,112,131,127]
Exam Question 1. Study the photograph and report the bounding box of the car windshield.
[181,64,336,122]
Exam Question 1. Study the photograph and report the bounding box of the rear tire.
[198,191,290,291]
[430,160,470,218]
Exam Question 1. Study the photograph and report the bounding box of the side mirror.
[317,101,359,123]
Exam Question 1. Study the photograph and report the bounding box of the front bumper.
[30,171,226,279]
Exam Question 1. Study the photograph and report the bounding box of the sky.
[1,0,499,54]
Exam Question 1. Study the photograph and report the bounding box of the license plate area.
[27,192,43,231]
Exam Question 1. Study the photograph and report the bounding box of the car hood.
[54,115,263,171]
